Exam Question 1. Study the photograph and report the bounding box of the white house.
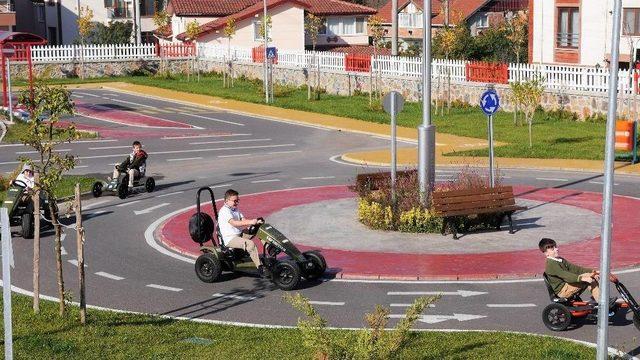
[530,0,640,67]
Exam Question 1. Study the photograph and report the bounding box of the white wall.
[171,14,218,42]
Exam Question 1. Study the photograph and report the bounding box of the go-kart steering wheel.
[12,179,28,188]
[244,217,265,236]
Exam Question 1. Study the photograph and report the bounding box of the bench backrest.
[432,186,516,216]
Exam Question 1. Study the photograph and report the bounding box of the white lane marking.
[371,135,418,144]
[74,92,101,97]
[389,313,487,324]
[68,259,87,267]
[111,98,156,109]
[218,153,252,158]
[212,293,258,301]
[95,271,125,281]
[301,176,335,180]
[502,176,512,179]
[0,161,20,165]
[589,181,619,185]
[75,139,119,144]
[72,165,89,169]
[2,281,631,358]
[157,191,184,198]
[387,290,487,297]
[146,284,182,292]
[16,148,71,154]
[308,301,345,306]
[0,143,26,148]
[60,246,67,255]
[251,179,280,184]
[84,199,110,210]
[209,183,233,189]
[189,138,271,145]
[87,210,108,216]
[162,133,252,140]
[486,303,537,308]
[115,200,142,207]
[134,203,170,215]
[80,144,297,160]
[71,94,84,98]
[61,233,67,242]
[167,157,203,162]
[535,177,568,182]
[268,150,302,155]
[89,145,135,150]
[178,112,244,126]
[390,303,436,308]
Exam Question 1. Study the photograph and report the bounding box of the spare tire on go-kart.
[189,212,214,244]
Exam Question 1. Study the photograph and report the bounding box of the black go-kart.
[4,180,53,239]
[188,187,327,291]
[542,272,640,331]
[92,170,155,200]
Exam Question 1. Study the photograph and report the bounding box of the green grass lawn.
[3,294,597,359]
[2,121,98,144]
[14,73,613,160]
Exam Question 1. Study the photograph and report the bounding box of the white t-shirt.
[15,173,35,189]
[218,205,244,245]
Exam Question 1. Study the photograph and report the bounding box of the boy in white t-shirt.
[218,189,264,272]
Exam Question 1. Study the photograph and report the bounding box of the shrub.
[398,207,443,233]
[358,198,393,230]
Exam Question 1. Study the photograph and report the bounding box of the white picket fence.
[23,42,640,95]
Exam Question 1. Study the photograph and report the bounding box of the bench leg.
[451,220,459,240]
[441,218,447,236]
[508,213,515,234]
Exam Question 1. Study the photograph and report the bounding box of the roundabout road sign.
[480,89,500,116]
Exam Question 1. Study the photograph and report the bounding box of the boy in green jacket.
[539,238,618,302]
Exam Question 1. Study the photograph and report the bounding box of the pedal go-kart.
[542,272,640,331]
[92,171,155,200]
[4,180,52,239]
[188,187,327,291]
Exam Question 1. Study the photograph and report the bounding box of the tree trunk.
[223,55,227,88]
[513,103,518,126]
[315,55,320,100]
[32,173,40,313]
[528,118,533,148]
[75,184,86,324]
[49,199,65,316]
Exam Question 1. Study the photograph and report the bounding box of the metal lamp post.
[263,0,269,104]
[418,0,435,202]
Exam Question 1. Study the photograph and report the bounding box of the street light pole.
[391,0,398,56]
[418,0,435,202]
[263,0,269,104]
[596,1,622,358]
[133,0,142,44]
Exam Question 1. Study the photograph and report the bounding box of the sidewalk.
[80,82,640,176]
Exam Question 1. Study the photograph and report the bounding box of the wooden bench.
[432,186,527,239]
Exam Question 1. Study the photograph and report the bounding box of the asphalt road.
[3,88,640,354]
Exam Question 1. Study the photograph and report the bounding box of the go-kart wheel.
[145,177,155,193]
[272,259,301,291]
[117,176,129,200]
[21,213,34,239]
[92,182,103,198]
[302,250,327,280]
[542,303,572,331]
[195,253,222,283]
[633,313,640,332]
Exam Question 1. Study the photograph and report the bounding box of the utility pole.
[391,0,398,56]
[133,0,142,44]
[418,0,435,202]
[263,0,269,104]
[596,1,622,359]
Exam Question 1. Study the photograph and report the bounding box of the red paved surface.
[157,185,640,280]
[56,121,230,140]
[75,102,195,129]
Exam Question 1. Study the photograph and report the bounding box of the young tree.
[86,21,133,44]
[184,20,201,81]
[258,15,273,101]
[369,15,385,107]
[18,84,78,316]
[223,18,236,88]
[77,6,94,79]
[504,11,528,64]
[305,13,323,100]
[511,77,544,147]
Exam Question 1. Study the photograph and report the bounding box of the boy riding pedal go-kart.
[92,140,155,199]
[189,187,327,291]
[539,238,640,331]
[5,164,53,239]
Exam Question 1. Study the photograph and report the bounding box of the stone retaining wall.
[9,58,636,119]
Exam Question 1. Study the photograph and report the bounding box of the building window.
[140,0,159,16]
[37,5,45,23]
[253,20,271,41]
[557,7,579,48]
[326,17,365,36]
[356,17,365,33]
[475,14,489,28]
[624,8,640,36]
[318,19,327,35]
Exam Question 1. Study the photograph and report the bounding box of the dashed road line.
[95,271,125,281]
[16,148,71,154]
[115,200,142,207]
[60,246,67,255]
[167,157,203,162]
[111,98,156,109]
[536,177,569,182]
[178,112,245,126]
[74,92,101,97]
[189,138,271,145]
[84,199,110,210]
[162,133,252,140]
[134,203,170,215]
[212,293,258,301]
[308,301,345,306]
[218,153,252,158]
[147,284,182,292]
[268,150,302,155]
[209,184,233,189]
[157,191,184,198]
[390,303,436,308]
[251,179,281,184]
[589,181,619,186]
[301,176,335,180]
[486,303,537,308]
[71,94,84,98]
[68,259,87,267]
[89,145,136,150]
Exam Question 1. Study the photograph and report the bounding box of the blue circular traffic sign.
[480,90,500,116]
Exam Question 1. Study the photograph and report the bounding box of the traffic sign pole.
[488,114,495,187]
[480,87,500,187]
[6,57,12,123]
[391,92,397,206]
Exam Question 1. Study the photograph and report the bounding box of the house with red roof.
[160,0,377,52]
[376,0,527,49]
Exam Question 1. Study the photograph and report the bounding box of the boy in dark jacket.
[540,238,617,303]
[113,140,148,189]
